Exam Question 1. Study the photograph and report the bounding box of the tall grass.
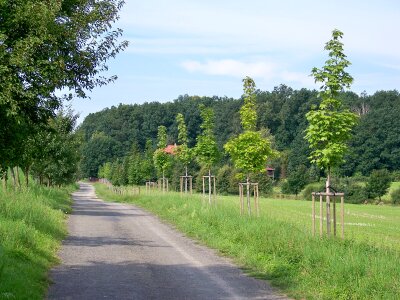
[0,183,75,299]
[95,183,400,299]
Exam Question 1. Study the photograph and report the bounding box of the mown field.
[95,183,400,299]
[0,183,74,300]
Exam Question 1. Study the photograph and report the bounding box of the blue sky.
[71,0,400,123]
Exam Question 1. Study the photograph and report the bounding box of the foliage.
[175,113,192,167]
[225,131,275,175]
[305,29,358,172]
[366,169,392,200]
[0,0,127,175]
[194,105,219,169]
[153,149,172,177]
[156,125,168,149]
[153,126,172,177]
[240,77,257,131]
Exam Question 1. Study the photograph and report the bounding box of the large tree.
[305,29,358,194]
[0,0,127,173]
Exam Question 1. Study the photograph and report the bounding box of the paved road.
[47,182,289,300]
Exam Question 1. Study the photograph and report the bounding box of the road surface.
[47,182,289,299]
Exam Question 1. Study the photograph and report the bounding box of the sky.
[71,0,400,123]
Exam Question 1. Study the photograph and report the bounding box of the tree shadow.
[48,261,289,300]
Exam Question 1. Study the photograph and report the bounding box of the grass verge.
[94,183,400,300]
[0,183,75,299]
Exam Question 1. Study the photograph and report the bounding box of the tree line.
[79,89,400,179]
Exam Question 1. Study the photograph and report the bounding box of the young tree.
[224,77,276,214]
[153,126,172,191]
[305,29,358,195]
[194,105,219,204]
[175,113,192,192]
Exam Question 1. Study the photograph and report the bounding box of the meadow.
[95,183,400,299]
[0,182,74,299]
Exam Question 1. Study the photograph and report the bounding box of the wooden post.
[202,176,205,198]
[254,184,259,217]
[213,176,216,205]
[180,177,183,196]
[341,195,344,239]
[326,194,331,237]
[239,184,244,215]
[312,194,316,237]
[319,194,323,237]
[189,177,193,195]
[333,195,337,237]
[246,177,251,216]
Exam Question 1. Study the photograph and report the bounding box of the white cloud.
[182,59,276,78]
[181,59,315,88]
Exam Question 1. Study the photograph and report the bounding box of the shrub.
[301,183,325,201]
[217,165,234,195]
[281,165,309,196]
[250,172,273,196]
[391,188,400,205]
[365,169,392,200]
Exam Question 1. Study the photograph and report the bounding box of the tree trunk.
[162,170,165,192]
[326,169,331,237]
[2,171,7,191]
[246,175,251,216]
[208,169,212,205]
[15,167,21,189]
[185,166,188,193]
[23,166,30,187]
[10,167,16,191]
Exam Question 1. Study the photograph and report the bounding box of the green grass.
[95,183,400,300]
[0,183,75,299]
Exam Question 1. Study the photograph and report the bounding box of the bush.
[365,169,392,200]
[250,172,273,196]
[391,187,400,205]
[301,183,325,201]
[217,165,233,195]
[281,165,309,196]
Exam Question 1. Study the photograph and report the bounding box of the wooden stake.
[333,195,337,237]
[341,195,344,239]
[312,194,316,237]
[319,194,323,237]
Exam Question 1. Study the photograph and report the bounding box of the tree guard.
[180,175,193,195]
[145,181,157,192]
[202,175,216,204]
[312,192,345,239]
[158,178,169,193]
[239,182,259,217]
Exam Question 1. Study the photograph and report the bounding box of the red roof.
[164,144,177,154]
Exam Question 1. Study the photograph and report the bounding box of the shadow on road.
[48,261,287,300]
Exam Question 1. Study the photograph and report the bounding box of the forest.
[78,86,400,202]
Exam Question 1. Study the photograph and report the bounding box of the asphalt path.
[47,182,289,300]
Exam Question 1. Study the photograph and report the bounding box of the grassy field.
[0,182,75,299]
[95,183,400,299]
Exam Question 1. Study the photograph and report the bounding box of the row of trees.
[0,0,127,187]
[96,29,398,205]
